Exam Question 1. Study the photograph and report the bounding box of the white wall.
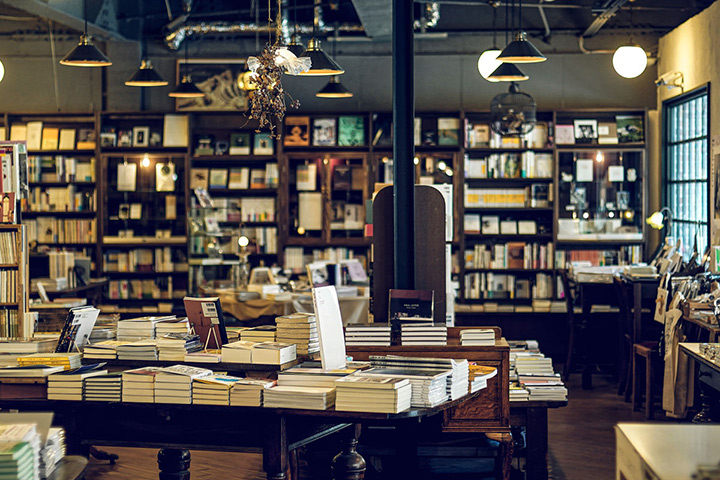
[657,1,720,243]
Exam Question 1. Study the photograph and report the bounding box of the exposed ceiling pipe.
[582,0,629,38]
[413,3,441,30]
[538,0,551,41]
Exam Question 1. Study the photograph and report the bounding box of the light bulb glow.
[238,236,250,247]
[437,161,447,171]
[613,46,647,79]
[413,157,419,165]
[141,155,150,168]
[0,60,6,83]
[596,152,604,163]
[478,49,502,82]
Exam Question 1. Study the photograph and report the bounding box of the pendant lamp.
[125,59,168,87]
[497,0,546,63]
[298,1,344,76]
[169,40,204,98]
[478,6,502,82]
[60,0,111,67]
[316,76,353,98]
[488,62,529,82]
[613,45,647,79]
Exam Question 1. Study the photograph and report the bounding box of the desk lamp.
[646,207,674,262]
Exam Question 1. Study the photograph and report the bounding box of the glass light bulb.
[613,46,647,79]
[141,155,150,168]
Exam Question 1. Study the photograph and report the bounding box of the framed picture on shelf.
[175,59,249,111]
[132,126,150,147]
[573,119,598,144]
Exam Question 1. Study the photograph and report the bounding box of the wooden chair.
[632,341,660,419]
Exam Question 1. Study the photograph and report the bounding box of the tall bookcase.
[0,224,27,337]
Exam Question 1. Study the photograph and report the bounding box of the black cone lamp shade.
[497,31,546,63]
[125,60,168,87]
[286,35,305,58]
[316,76,353,98]
[488,62,529,82]
[60,34,112,67]
[169,75,204,98]
[298,38,344,76]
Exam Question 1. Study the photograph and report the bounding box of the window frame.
[661,84,711,259]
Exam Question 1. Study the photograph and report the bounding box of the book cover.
[597,122,619,144]
[55,306,100,353]
[312,118,337,146]
[555,125,574,145]
[437,117,460,146]
[284,117,310,146]
[189,168,209,190]
[296,163,317,191]
[372,113,392,146]
[506,242,525,268]
[573,119,597,144]
[116,162,137,191]
[421,117,438,146]
[298,192,323,230]
[162,114,189,147]
[311,286,347,370]
[227,168,250,189]
[616,115,644,143]
[182,297,229,350]
[332,165,352,190]
[253,132,274,155]
[388,289,434,323]
[530,183,550,207]
[40,128,59,150]
[76,128,96,149]
[338,116,365,146]
[229,133,251,155]
[469,123,490,148]
[250,168,266,189]
[208,169,228,189]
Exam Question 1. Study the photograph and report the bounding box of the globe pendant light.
[125,59,168,87]
[488,62,529,82]
[316,76,353,98]
[478,6,502,82]
[60,0,111,67]
[613,45,647,79]
[497,0,546,64]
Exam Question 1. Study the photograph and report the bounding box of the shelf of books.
[99,113,190,154]
[4,115,100,288]
[99,153,188,314]
[553,110,647,267]
[0,224,27,336]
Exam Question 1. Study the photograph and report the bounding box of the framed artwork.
[132,126,149,147]
[175,59,249,111]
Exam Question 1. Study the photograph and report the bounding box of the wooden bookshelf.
[0,224,27,337]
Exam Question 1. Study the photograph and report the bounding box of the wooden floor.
[82,373,674,480]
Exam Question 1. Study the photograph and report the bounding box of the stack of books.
[89,327,115,343]
[400,324,447,346]
[84,373,122,401]
[0,338,57,367]
[17,353,82,370]
[116,340,158,361]
[121,367,162,402]
[335,376,412,413]
[47,364,108,400]
[116,316,172,342]
[154,365,213,404]
[356,367,450,408]
[193,374,243,405]
[39,428,66,479]
[0,365,64,378]
[240,326,276,343]
[0,423,42,480]
[155,318,191,337]
[514,355,555,376]
[251,342,297,365]
[468,364,497,393]
[0,442,35,480]
[459,329,495,346]
[156,333,202,361]
[344,324,392,347]
[370,355,469,401]
[83,340,125,360]
[509,383,530,401]
[277,367,356,388]
[263,385,336,410]
[230,378,275,407]
[184,350,222,363]
[520,373,568,401]
[275,313,320,356]
[221,341,257,363]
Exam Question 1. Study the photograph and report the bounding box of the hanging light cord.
[83,0,88,35]
[492,5,497,49]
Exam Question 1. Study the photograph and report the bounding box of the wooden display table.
[49,456,88,480]
[616,423,720,480]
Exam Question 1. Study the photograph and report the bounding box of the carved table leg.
[331,424,366,480]
[157,448,190,480]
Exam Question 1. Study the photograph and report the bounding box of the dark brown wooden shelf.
[22,211,96,217]
[29,181,95,187]
[193,155,276,161]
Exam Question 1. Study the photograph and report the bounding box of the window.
[663,86,710,259]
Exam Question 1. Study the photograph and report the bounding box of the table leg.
[693,377,720,424]
[263,415,288,480]
[331,423,366,480]
[524,407,548,480]
[157,448,190,480]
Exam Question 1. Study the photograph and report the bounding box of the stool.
[632,342,660,419]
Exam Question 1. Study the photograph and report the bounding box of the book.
[555,125,574,145]
[0,365,64,377]
[296,163,317,191]
[227,168,249,189]
[338,116,365,146]
[54,306,100,353]
[26,122,42,150]
[0,338,56,354]
[573,119,597,144]
[76,128,96,149]
[437,118,460,146]
[251,342,296,365]
[162,114,189,147]
[40,128,59,150]
[253,132,274,155]
[284,117,310,146]
[221,340,256,363]
[182,297,229,349]
[468,123,490,148]
[58,129,76,150]
[388,289,434,324]
[47,363,107,381]
[616,115,644,143]
[598,122,619,144]
[311,286,347,370]
[312,118,336,146]
[116,162,137,191]
[208,169,228,189]
[189,168,209,190]
[229,133,251,155]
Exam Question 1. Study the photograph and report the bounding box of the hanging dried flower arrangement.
[246,0,311,137]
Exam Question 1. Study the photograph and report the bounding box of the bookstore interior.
[0,1,718,479]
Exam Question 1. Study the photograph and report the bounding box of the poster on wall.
[175,59,249,111]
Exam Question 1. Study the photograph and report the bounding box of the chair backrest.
[614,276,633,342]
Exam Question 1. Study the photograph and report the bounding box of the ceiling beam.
[0,0,126,41]
[582,0,629,38]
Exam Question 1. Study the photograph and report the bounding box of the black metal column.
[392,0,415,290]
